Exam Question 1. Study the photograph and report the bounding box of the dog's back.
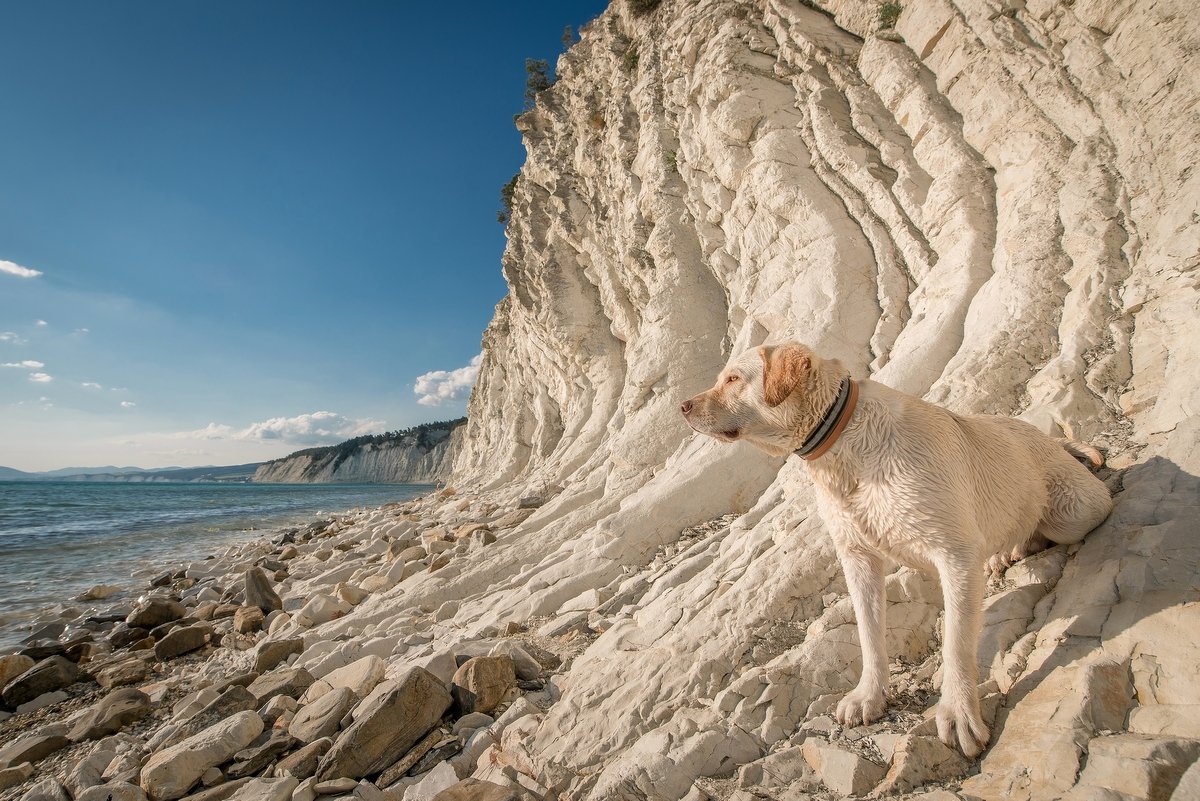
[832,381,1111,557]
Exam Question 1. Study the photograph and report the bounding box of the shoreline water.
[0,481,432,650]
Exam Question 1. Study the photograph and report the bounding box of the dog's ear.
[758,344,811,407]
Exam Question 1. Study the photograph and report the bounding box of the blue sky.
[0,0,608,471]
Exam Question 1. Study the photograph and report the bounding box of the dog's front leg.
[834,545,888,726]
[934,548,990,757]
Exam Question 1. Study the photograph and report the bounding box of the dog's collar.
[794,377,859,461]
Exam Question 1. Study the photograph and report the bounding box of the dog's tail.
[1057,438,1105,469]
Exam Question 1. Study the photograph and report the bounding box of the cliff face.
[273,1,1198,798]
[436,0,1199,795]
[253,422,463,484]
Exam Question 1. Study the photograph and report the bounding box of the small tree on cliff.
[498,173,519,225]
[524,58,552,110]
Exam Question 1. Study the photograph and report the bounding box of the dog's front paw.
[935,696,990,758]
[835,685,886,727]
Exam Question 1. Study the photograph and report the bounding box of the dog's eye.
[726,375,739,384]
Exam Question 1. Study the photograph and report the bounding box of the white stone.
[225,776,299,801]
[401,761,457,801]
[139,710,264,800]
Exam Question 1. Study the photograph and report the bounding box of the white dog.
[681,343,1112,756]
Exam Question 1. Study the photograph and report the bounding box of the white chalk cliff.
[252,422,464,484]
[268,0,1200,798]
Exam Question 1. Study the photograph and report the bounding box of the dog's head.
[680,342,819,456]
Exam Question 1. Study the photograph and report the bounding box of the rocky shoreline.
[0,488,578,801]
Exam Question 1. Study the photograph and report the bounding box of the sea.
[0,480,431,648]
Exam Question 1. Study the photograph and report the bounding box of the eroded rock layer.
[435,0,1198,796]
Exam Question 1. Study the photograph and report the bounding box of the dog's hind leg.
[933,543,991,757]
[1039,463,1113,546]
[986,532,1050,577]
[834,545,888,727]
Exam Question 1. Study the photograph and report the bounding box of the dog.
[681,342,1112,756]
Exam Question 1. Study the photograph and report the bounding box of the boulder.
[223,777,297,801]
[289,686,358,743]
[0,762,35,791]
[876,733,970,795]
[801,739,886,797]
[76,782,148,801]
[376,727,443,787]
[1,656,77,708]
[336,584,369,606]
[273,737,332,780]
[316,655,385,700]
[252,638,304,673]
[68,687,152,741]
[0,654,35,689]
[259,694,298,726]
[246,667,315,705]
[431,779,521,801]
[404,762,457,801]
[95,656,151,689]
[15,690,68,714]
[126,599,185,629]
[0,731,70,770]
[225,730,297,779]
[108,627,152,650]
[16,777,69,800]
[64,749,114,798]
[243,568,282,614]
[139,710,263,800]
[487,642,544,681]
[1068,733,1200,800]
[154,625,209,661]
[317,667,452,780]
[450,656,515,716]
[312,777,357,795]
[173,777,252,800]
[452,712,495,736]
[232,606,264,634]
[295,594,350,627]
[78,584,124,601]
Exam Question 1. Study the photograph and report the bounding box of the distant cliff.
[252,418,465,484]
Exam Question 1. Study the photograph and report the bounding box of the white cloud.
[0,259,42,278]
[120,401,136,408]
[29,372,53,383]
[36,320,47,326]
[414,354,482,406]
[0,332,26,345]
[74,328,90,335]
[171,412,382,446]
[82,381,102,389]
[179,423,235,440]
[237,411,382,444]
[2,360,45,369]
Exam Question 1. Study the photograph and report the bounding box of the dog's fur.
[681,343,1112,756]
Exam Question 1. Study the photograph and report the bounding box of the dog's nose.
[680,400,693,415]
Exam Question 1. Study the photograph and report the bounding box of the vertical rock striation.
[427,0,1199,796]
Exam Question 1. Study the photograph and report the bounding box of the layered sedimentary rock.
[427,0,1198,796]
[253,421,464,484]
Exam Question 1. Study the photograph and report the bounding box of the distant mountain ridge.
[252,418,465,484]
[0,463,262,483]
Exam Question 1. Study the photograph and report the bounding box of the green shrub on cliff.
[628,0,663,14]
[878,2,903,29]
[498,173,519,225]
